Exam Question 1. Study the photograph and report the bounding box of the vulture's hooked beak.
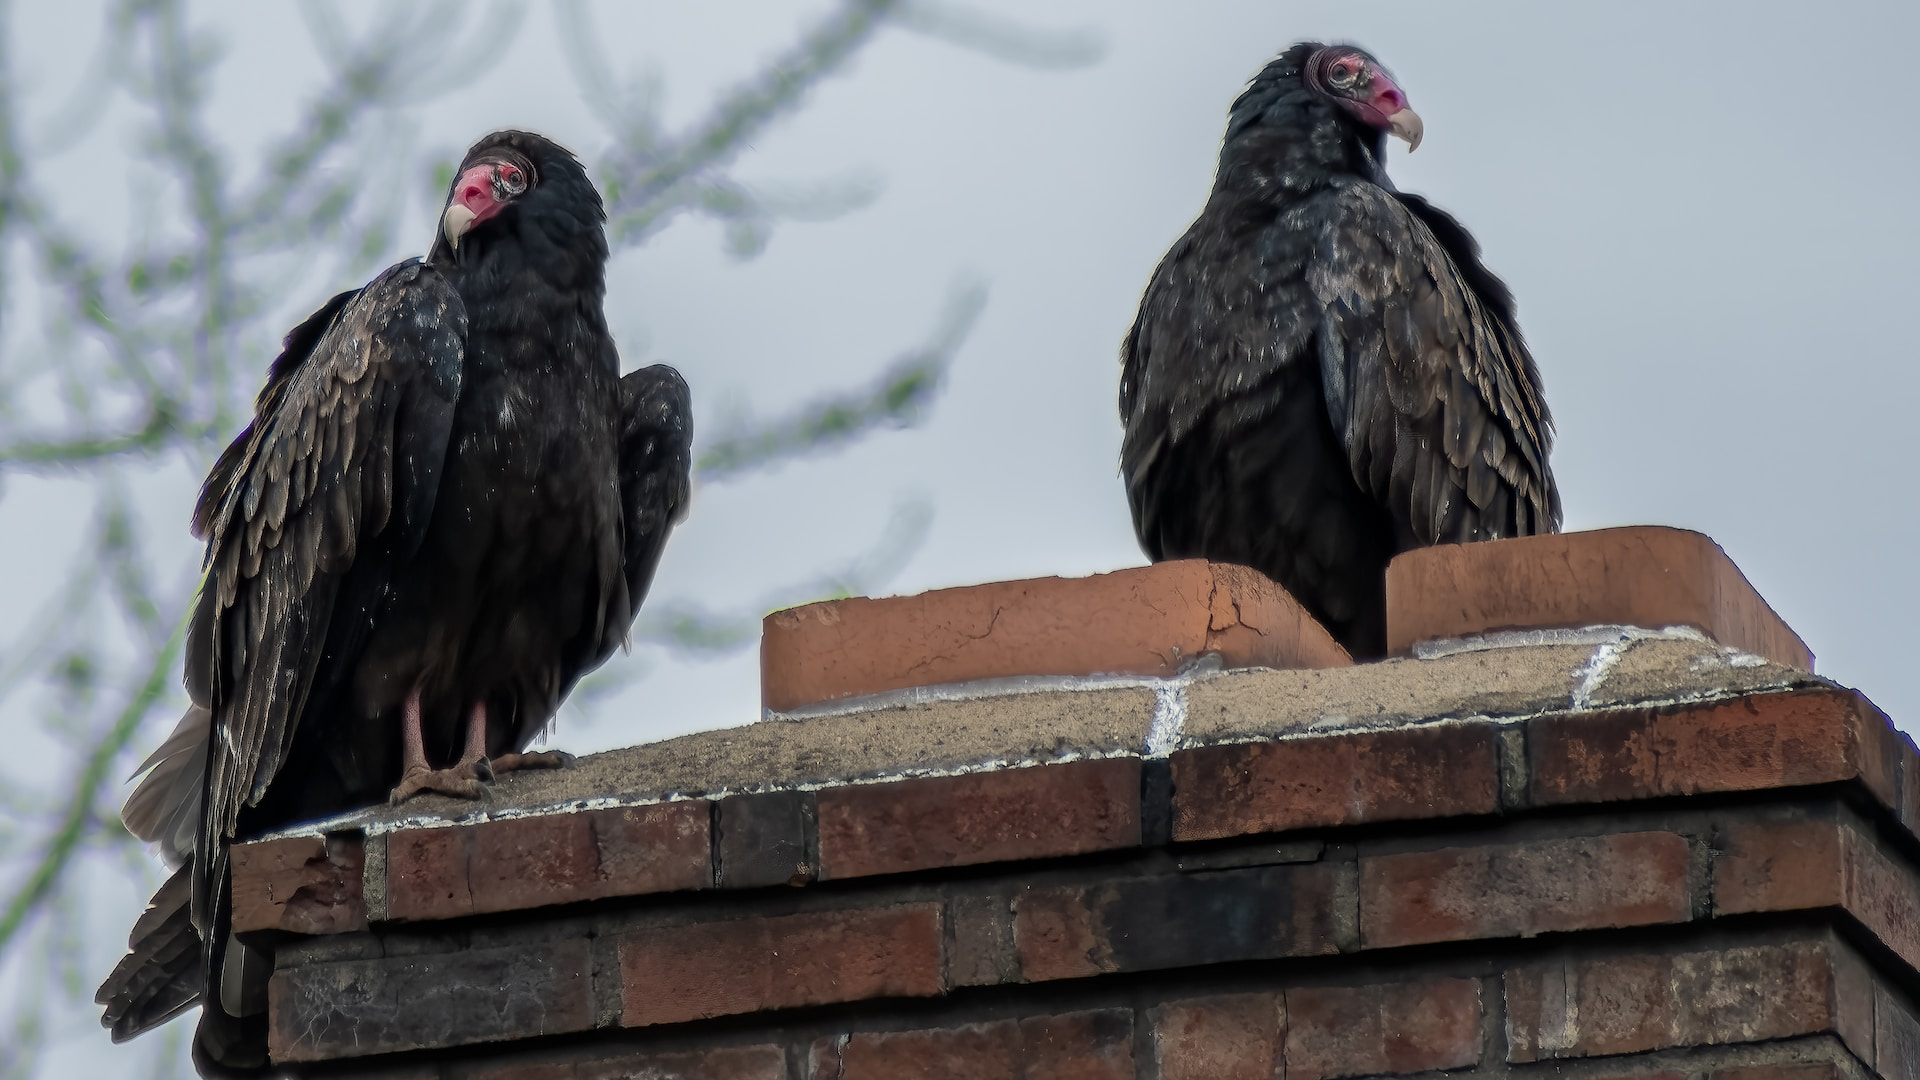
[442,162,505,252]
[1388,107,1424,152]
[443,203,477,252]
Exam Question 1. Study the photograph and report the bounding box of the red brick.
[1713,1067,1840,1080]
[818,759,1140,880]
[1385,526,1811,667]
[1714,817,1847,914]
[807,1011,1131,1080]
[1503,938,1871,1062]
[269,939,592,1061]
[1171,723,1499,842]
[1361,832,1691,949]
[1285,977,1483,1079]
[230,833,365,936]
[1015,863,1342,982]
[618,903,943,1026]
[383,826,468,922]
[1530,690,1898,811]
[1018,1011,1135,1080]
[588,802,712,895]
[332,1065,442,1080]
[463,1066,569,1080]
[577,1047,788,1080]
[812,1022,1019,1080]
[461,1046,786,1080]
[385,802,710,921]
[762,560,1349,712]
[1150,993,1283,1080]
[1715,817,1920,974]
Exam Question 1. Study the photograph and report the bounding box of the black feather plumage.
[98,130,694,1075]
[1120,42,1560,658]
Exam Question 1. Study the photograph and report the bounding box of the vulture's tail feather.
[96,863,202,1042]
[121,703,210,869]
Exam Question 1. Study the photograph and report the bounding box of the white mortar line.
[1145,680,1188,759]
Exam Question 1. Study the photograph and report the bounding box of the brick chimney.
[230,526,1920,1080]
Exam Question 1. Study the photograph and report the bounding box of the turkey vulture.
[96,130,694,1074]
[1119,42,1560,658]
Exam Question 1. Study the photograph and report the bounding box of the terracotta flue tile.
[1384,526,1811,668]
[762,560,1349,713]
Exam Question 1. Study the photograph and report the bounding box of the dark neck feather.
[432,197,611,358]
[1214,47,1389,201]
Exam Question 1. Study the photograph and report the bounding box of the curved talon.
[388,763,491,804]
[489,749,574,774]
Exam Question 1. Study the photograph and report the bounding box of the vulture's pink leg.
[388,688,489,803]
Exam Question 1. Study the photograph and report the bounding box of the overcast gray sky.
[6,2,1918,1074]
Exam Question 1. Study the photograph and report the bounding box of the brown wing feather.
[1308,182,1559,546]
[187,260,464,938]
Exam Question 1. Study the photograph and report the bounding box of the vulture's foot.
[390,694,499,802]
[388,760,490,804]
[482,750,575,779]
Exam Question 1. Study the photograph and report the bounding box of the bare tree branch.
[0,3,1100,1070]
[0,614,183,957]
[697,281,984,482]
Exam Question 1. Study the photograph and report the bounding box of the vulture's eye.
[1328,60,1360,89]
[497,164,527,196]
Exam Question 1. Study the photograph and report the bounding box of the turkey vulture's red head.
[432,130,605,272]
[442,147,535,251]
[1303,45,1423,151]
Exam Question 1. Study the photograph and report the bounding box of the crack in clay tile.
[902,605,1004,677]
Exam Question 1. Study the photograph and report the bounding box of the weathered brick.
[1285,977,1483,1079]
[1715,817,1920,973]
[333,1064,442,1080]
[949,890,1017,987]
[812,1021,1019,1080]
[1503,938,1870,1062]
[1714,817,1846,914]
[1878,983,1920,1080]
[1361,832,1691,949]
[462,1066,569,1080]
[818,759,1140,880]
[1019,1010,1134,1080]
[807,1010,1131,1080]
[589,803,712,897]
[618,903,943,1026]
[1150,993,1283,1080]
[462,1044,788,1080]
[1530,690,1898,811]
[383,826,466,922]
[385,802,709,921]
[1713,1066,1840,1080]
[268,938,592,1061]
[231,832,366,936]
[1015,863,1341,982]
[1171,723,1499,842]
[1901,731,1920,838]
[717,789,814,888]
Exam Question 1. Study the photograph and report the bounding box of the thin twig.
[0,615,184,957]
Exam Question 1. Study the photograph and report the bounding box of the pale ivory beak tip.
[443,203,477,250]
